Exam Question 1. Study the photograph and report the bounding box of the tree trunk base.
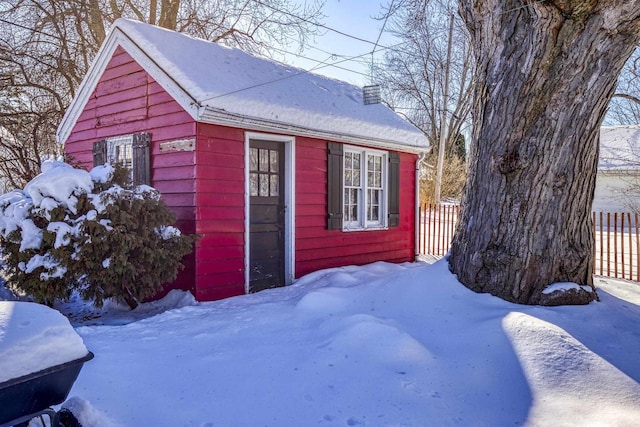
[529,286,598,306]
[449,258,598,306]
[122,288,139,310]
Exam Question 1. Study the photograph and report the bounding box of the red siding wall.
[295,136,416,277]
[191,128,417,301]
[65,48,417,303]
[194,123,246,301]
[64,47,197,295]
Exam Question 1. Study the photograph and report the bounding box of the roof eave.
[198,106,430,154]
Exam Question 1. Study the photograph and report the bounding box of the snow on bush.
[24,161,93,215]
[0,161,195,309]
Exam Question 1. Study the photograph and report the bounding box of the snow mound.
[319,314,434,368]
[62,396,121,427]
[503,312,640,425]
[0,301,88,383]
[295,287,354,316]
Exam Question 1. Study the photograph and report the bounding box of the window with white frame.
[93,133,151,187]
[342,146,387,230]
[107,135,134,181]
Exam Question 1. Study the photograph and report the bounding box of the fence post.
[614,213,619,278]
[424,203,431,254]
[628,212,633,281]
[450,205,456,250]
[592,212,596,276]
[441,204,445,256]
[443,205,448,255]
[621,213,626,279]
[448,204,452,254]
[636,213,639,283]
[607,213,611,277]
[599,212,603,277]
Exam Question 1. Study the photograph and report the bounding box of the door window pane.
[270,150,278,173]
[270,175,279,197]
[259,149,269,172]
[251,145,282,198]
[250,148,258,171]
[250,173,259,196]
[259,173,269,196]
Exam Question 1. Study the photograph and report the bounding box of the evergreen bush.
[0,161,195,308]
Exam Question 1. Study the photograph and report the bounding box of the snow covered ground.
[2,258,640,426]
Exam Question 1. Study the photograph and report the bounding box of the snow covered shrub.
[0,161,195,308]
[0,162,93,305]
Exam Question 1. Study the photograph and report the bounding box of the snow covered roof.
[599,125,640,172]
[57,19,428,153]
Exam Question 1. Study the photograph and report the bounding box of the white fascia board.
[56,28,200,144]
[199,107,429,154]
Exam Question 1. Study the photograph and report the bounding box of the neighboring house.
[57,19,429,301]
[594,125,640,213]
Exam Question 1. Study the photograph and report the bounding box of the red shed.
[57,19,429,302]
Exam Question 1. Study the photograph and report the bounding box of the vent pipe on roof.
[363,85,381,105]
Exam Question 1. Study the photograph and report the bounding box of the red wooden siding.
[191,128,417,301]
[64,47,418,303]
[194,123,246,301]
[294,137,416,278]
[63,47,197,295]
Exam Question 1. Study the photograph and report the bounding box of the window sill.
[342,226,388,232]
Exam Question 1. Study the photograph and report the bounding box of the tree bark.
[449,0,640,305]
[159,0,180,29]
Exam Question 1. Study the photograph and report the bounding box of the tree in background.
[606,49,640,125]
[0,109,63,193]
[0,0,324,189]
[419,134,466,204]
[449,1,640,306]
[376,0,473,203]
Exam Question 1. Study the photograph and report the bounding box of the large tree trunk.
[449,1,640,305]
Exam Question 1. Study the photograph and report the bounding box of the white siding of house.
[593,171,638,213]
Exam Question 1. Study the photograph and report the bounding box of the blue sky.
[285,0,398,86]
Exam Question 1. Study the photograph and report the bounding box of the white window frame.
[342,145,388,231]
[106,134,134,183]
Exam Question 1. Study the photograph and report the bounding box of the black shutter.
[388,152,400,227]
[92,140,107,167]
[327,142,344,230]
[132,133,151,186]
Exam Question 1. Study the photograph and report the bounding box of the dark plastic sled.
[0,352,94,427]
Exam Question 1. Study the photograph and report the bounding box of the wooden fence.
[419,204,640,282]
[419,203,459,257]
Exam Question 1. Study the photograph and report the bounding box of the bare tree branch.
[0,0,325,189]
